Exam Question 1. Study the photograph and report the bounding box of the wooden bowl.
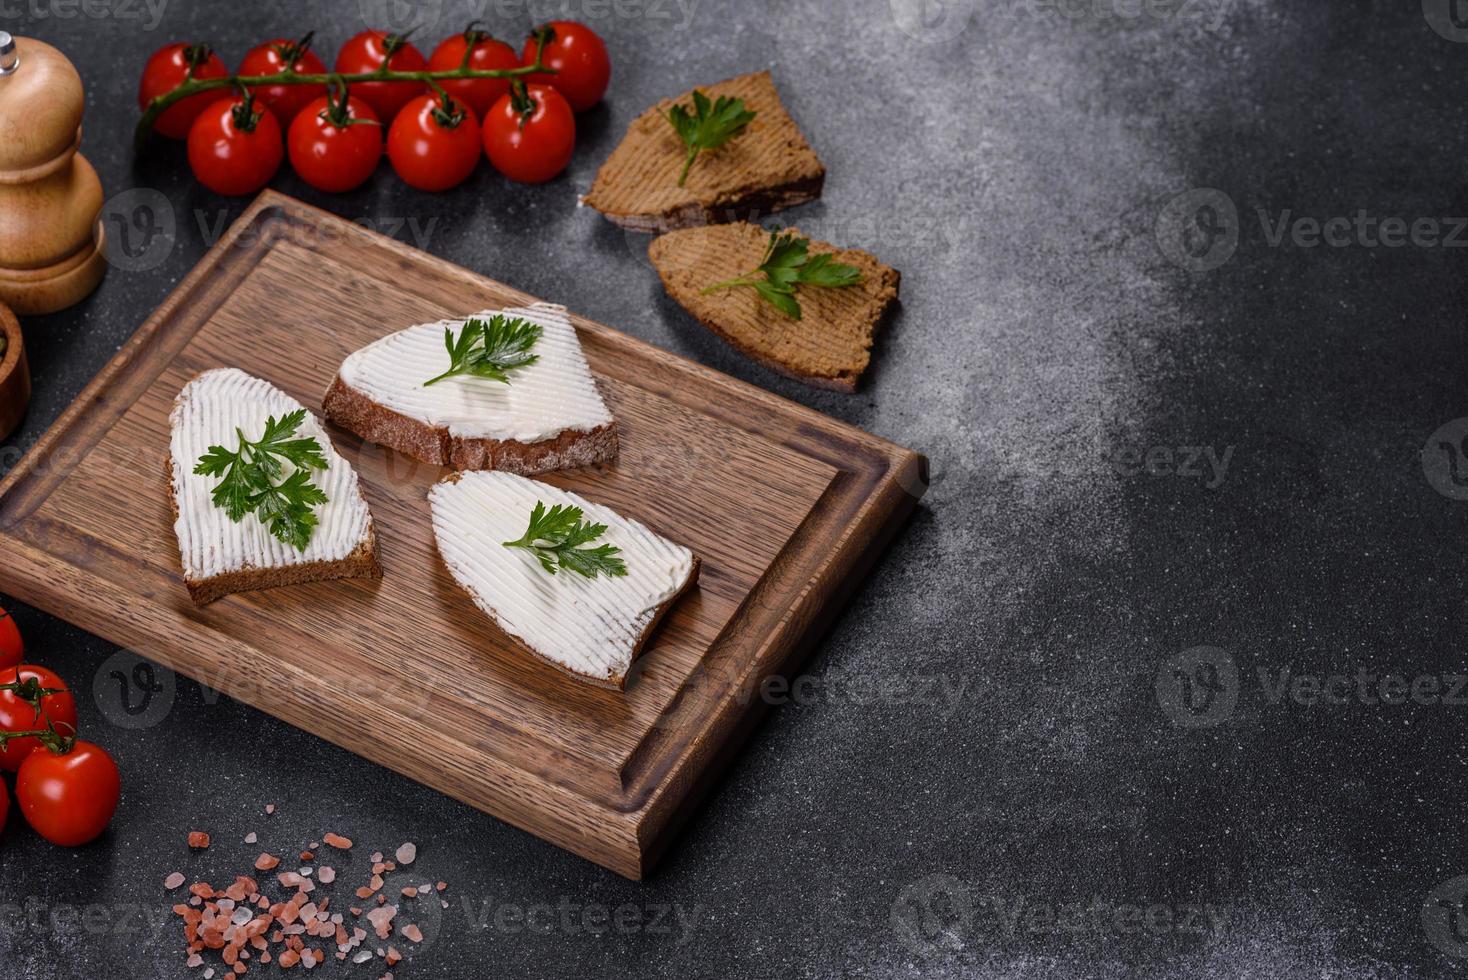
[0,300,30,440]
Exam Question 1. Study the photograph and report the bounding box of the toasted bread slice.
[649,222,901,392]
[582,71,825,232]
[429,471,700,691]
[323,302,618,475]
[169,368,381,605]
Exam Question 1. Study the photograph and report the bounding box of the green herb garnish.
[194,410,330,552]
[503,501,628,579]
[423,315,543,387]
[668,90,757,187]
[700,229,864,319]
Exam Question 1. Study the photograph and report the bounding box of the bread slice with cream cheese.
[429,471,699,690]
[168,368,380,605]
[323,302,617,475]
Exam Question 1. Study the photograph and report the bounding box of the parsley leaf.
[668,90,757,187]
[502,501,628,580]
[700,230,865,319]
[193,411,331,552]
[424,315,543,387]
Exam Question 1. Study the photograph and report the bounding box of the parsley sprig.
[700,230,864,319]
[423,315,543,387]
[503,501,628,579]
[668,90,757,187]
[194,410,330,552]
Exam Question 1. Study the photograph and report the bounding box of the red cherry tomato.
[288,86,383,193]
[16,740,120,847]
[187,94,284,196]
[0,778,8,835]
[520,21,609,113]
[387,92,481,192]
[483,84,575,184]
[335,30,427,124]
[428,24,521,119]
[0,665,77,772]
[0,605,21,671]
[238,34,328,128]
[138,42,230,140]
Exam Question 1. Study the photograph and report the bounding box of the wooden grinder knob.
[0,33,106,315]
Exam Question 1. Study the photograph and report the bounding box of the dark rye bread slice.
[649,222,901,392]
[582,71,825,232]
[167,456,380,605]
[321,377,619,474]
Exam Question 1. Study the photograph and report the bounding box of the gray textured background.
[4,0,1468,977]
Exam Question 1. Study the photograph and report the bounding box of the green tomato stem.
[135,58,556,153]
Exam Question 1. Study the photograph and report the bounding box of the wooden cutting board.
[0,191,926,879]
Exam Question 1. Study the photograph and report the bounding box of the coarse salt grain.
[165,872,186,890]
[394,843,416,865]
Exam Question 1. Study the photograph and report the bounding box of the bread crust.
[582,70,825,231]
[648,223,901,391]
[593,175,827,233]
[321,375,620,475]
[166,455,382,606]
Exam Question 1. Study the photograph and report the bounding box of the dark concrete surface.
[2,0,1468,976]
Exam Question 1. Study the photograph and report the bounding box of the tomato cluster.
[0,604,121,848]
[139,22,610,196]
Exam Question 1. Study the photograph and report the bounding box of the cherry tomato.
[138,42,230,140]
[0,779,8,836]
[187,93,284,196]
[428,24,521,120]
[0,665,77,772]
[387,92,481,192]
[0,605,21,670]
[16,740,120,847]
[520,21,609,113]
[335,30,427,124]
[288,86,383,193]
[239,33,328,128]
[483,83,575,184]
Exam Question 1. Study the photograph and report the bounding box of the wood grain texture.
[0,301,28,440]
[0,38,107,314]
[0,191,927,879]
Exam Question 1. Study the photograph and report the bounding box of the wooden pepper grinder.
[0,32,107,315]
